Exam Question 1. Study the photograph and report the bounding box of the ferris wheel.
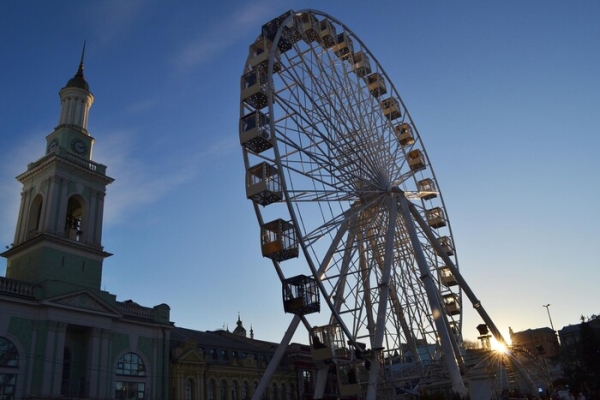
[239,9,515,399]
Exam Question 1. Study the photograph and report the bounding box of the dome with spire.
[65,42,89,91]
[233,314,247,337]
[66,63,89,91]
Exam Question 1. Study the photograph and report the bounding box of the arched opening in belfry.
[65,196,85,241]
[27,194,44,237]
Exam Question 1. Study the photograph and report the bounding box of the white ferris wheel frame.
[239,9,534,399]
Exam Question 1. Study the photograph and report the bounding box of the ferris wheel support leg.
[406,202,539,396]
[398,197,468,396]
[406,201,508,346]
[365,195,399,400]
[251,315,301,400]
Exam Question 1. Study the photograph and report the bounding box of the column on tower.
[58,89,94,129]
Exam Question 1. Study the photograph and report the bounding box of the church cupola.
[57,43,94,132]
[233,313,247,337]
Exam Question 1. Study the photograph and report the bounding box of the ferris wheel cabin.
[443,293,461,316]
[295,12,320,42]
[438,266,458,287]
[336,362,364,397]
[334,32,354,59]
[426,207,447,228]
[261,219,299,261]
[439,235,455,255]
[318,18,337,48]
[381,97,402,120]
[308,325,370,397]
[407,149,426,172]
[247,37,281,72]
[417,178,437,200]
[239,110,272,154]
[395,122,415,147]
[241,69,268,110]
[366,73,387,97]
[246,162,282,206]
[449,321,461,341]
[351,51,372,78]
[282,274,320,315]
[309,324,349,361]
[261,12,295,53]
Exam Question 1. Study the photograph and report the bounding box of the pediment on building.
[175,348,206,364]
[45,291,119,316]
[173,341,206,364]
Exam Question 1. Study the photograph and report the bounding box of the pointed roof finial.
[66,41,89,91]
[77,40,86,78]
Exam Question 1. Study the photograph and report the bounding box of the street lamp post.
[543,304,555,332]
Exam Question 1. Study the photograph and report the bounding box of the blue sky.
[1,0,598,345]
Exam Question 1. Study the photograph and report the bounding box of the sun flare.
[491,337,510,353]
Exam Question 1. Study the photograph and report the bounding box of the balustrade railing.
[27,148,107,175]
[116,301,155,319]
[0,277,36,297]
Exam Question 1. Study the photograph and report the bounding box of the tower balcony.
[26,148,108,176]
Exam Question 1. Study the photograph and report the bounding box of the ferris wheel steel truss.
[238,9,536,399]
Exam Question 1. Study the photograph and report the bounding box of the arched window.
[272,382,279,400]
[207,379,216,400]
[184,378,194,400]
[116,352,145,376]
[220,379,227,400]
[0,338,18,367]
[0,337,18,400]
[280,383,287,400]
[115,352,146,400]
[230,380,239,400]
[27,194,43,236]
[241,381,249,400]
[65,196,85,241]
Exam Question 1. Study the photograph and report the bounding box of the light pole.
[543,304,555,332]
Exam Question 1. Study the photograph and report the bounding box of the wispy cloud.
[126,98,158,114]
[0,125,237,246]
[94,128,238,227]
[174,0,276,69]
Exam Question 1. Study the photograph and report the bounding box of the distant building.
[0,52,172,400]
[509,326,560,358]
[169,320,322,400]
[558,317,600,392]
[509,326,564,386]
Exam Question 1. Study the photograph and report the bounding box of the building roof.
[170,326,279,353]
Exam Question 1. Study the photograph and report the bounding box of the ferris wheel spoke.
[280,45,400,187]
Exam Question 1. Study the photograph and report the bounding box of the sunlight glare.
[491,337,510,353]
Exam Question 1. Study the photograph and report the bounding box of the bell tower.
[1,47,113,297]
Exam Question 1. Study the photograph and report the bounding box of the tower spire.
[76,40,86,79]
[65,41,90,91]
